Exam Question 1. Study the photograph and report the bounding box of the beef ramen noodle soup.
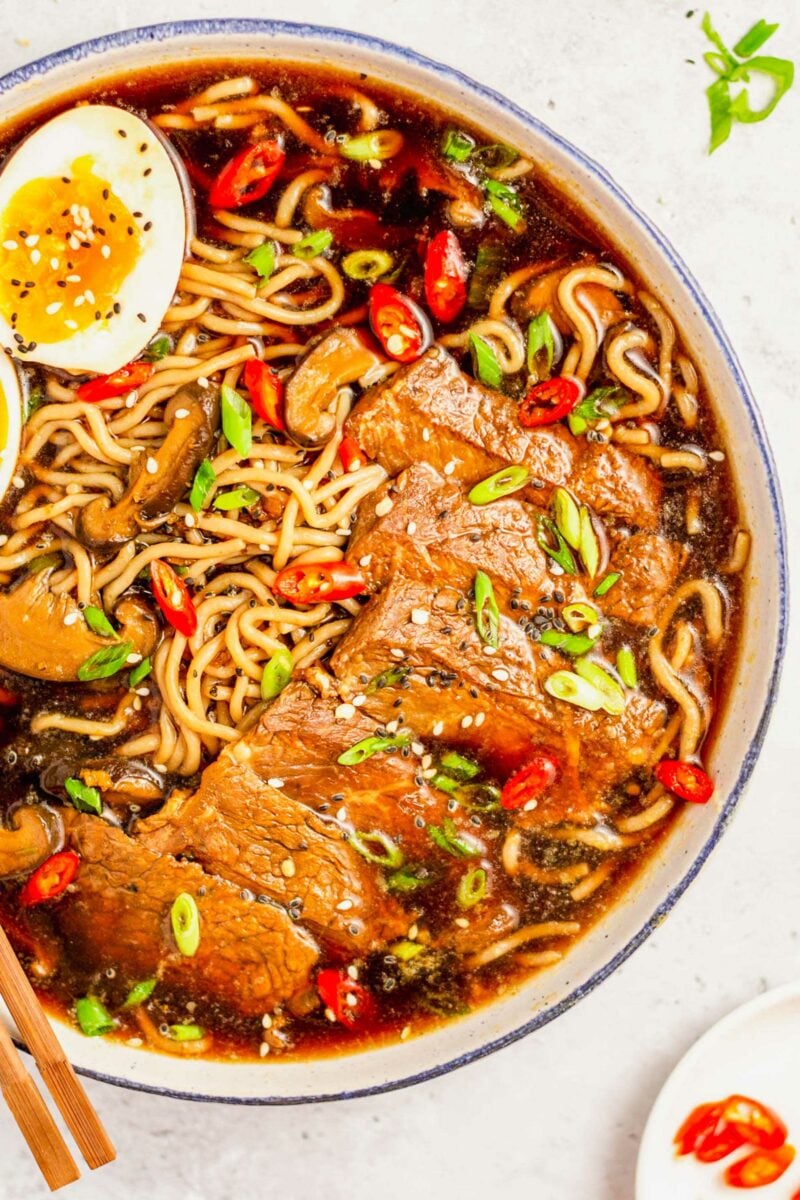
[0,64,747,1060]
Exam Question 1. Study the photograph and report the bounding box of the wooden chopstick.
[0,924,116,1170]
[0,1017,80,1191]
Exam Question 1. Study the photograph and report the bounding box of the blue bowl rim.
[0,17,788,1107]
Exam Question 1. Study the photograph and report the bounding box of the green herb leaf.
[338,734,411,765]
[75,995,114,1037]
[474,570,500,648]
[441,128,476,162]
[129,656,152,688]
[77,640,134,682]
[123,978,157,1009]
[527,312,555,377]
[83,605,117,639]
[220,385,252,458]
[189,459,216,511]
[593,571,621,597]
[733,18,778,58]
[64,777,102,816]
[469,332,503,389]
[244,241,276,280]
[142,333,171,362]
[213,486,260,511]
[293,229,333,260]
[260,647,294,701]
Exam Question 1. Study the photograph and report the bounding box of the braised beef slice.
[603,532,687,627]
[137,751,409,952]
[329,572,666,819]
[349,462,548,602]
[346,346,661,528]
[57,812,319,1016]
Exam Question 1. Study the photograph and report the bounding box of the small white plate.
[637,981,800,1198]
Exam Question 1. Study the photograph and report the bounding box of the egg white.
[0,349,22,505]
[0,105,192,375]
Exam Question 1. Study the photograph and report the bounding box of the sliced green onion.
[538,630,597,656]
[349,829,404,869]
[366,665,410,693]
[123,979,157,1009]
[441,128,476,162]
[469,332,503,389]
[439,751,480,781]
[260,647,294,701]
[244,241,276,280]
[432,773,464,796]
[83,605,117,639]
[189,459,216,512]
[456,783,501,813]
[544,670,606,712]
[706,76,734,153]
[338,734,411,765]
[485,179,524,230]
[213,486,260,511]
[64,777,102,816]
[728,57,795,125]
[342,249,394,281]
[456,866,487,909]
[77,640,133,682]
[579,507,600,578]
[25,387,45,420]
[537,515,576,574]
[567,386,624,436]
[129,656,152,688]
[27,552,61,574]
[616,646,638,689]
[220,385,252,458]
[593,571,621,598]
[468,242,504,307]
[474,570,500,649]
[142,333,171,362]
[562,602,599,632]
[473,143,518,171]
[390,939,425,962]
[574,658,626,716]
[170,892,200,958]
[75,995,114,1037]
[293,229,333,260]
[428,817,482,858]
[169,1023,206,1042]
[468,464,530,505]
[733,19,779,58]
[553,487,582,550]
[341,129,404,161]
[526,312,555,377]
[386,865,431,892]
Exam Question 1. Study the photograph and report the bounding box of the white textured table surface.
[0,2,797,1197]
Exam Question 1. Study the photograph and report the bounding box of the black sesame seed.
[137,312,147,322]
[117,128,127,138]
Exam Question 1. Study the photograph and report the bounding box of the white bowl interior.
[0,22,785,1103]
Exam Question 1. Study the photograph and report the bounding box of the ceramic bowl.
[0,19,787,1105]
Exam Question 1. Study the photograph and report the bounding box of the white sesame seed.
[65,274,81,283]
[30,249,41,265]
[390,647,405,660]
[11,475,24,489]
[74,296,84,307]
[126,653,143,665]
[197,376,209,388]
[347,965,359,981]
[411,741,425,756]
[24,235,39,247]
[400,1024,411,1040]
[184,513,196,528]
[268,777,285,789]
[2,240,17,250]
[324,1007,337,1023]
[421,754,432,769]
[146,456,158,474]
[261,1013,273,1029]
[550,563,565,576]
[132,697,142,712]
[492,668,510,682]
[474,712,486,727]
[482,645,498,656]
[460,714,474,728]
[337,806,348,822]
[101,245,111,259]
[359,554,373,568]
[45,301,62,315]
[709,450,725,462]
[135,687,150,697]
[335,702,356,720]
[302,477,315,490]
[351,693,367,708]
[50,257,59,270]
[523,798,539,811]
[421,427,431,442]
[280,857,295,878]
[336,899,354,912]
[408,924,419,941]
[374,496,394,517]
[411,608,429,626]
[587,623,602,638]
[422,767,437,779]
[386,334,405,355]
[454,917,470,928]
[406,521,417,536]
[125,392,136,408]
[63,611,80,627]
[64,320,78,330]
[259,1042,270,1057]
[174,408,189,419]
[84,289,95,304]
[385,720,399,734]
[443,460,457,476]
[127,1037,144,1048]
[154,763,167,774]
[433,720,444,736]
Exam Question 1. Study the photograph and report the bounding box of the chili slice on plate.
[724,1144,796,1188]
[424,230,468,323]
[208,138,285,209]
[150,560,198,638]
[19,850,80,906]
[519,375,584,428]
[500,752,560,810]
[76,360,155,403]
[368,283,432,362]
[721,1095,788,1150]
[655,759,714,804]
[243,359,285,430]
[675,1102,724,1156]
[272,561,366,605]
[316,968,376,1027]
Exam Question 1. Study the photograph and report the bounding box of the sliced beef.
[603,533,686,627]
[346,346,661,528]
[137,752,409,953]
[348,462,548,602]
[330,574,666,817]
[57,812,319,1016]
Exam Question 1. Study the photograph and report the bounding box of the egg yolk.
[0,155,141,349]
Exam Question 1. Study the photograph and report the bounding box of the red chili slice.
[694,1121,747,1163]
[208,139,286,209]
[243,359,285,431]
[19,850,80,906]
[424,230,469,323]
[272,561,366,605]
[675,1103,725,1156]
[338,436,367,473]
[368,283,432,363]
[0,686,21,706]
[721,1095,788,1151]
[317,967,376,1027]
[518,375,584,428]
[76,361,155,403]
[724,1144,796,1188]
[500,751,560,810]
[655,760,714,804]
[150,560,198,638]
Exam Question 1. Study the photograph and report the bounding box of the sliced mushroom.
[41,756,165,811]
[0,805,62,880]
[76,381,220,553]
[0,570,158,681]
[285,327,383,447]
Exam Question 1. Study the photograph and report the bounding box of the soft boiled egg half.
[0,105,190,375]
